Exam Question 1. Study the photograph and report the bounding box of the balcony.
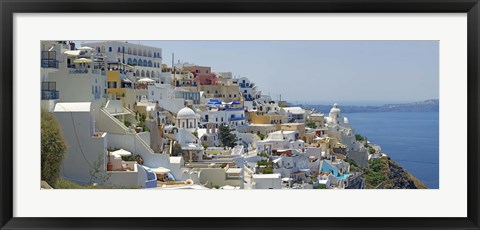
[229,116,245,121]
[41,59,59,68]
[41,90,59,100]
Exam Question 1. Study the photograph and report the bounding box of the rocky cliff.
[361,157,427,189]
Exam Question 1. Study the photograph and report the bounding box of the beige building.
[124,88,147,111]
[276,123,306,138]
[182,84,242,103]
[237,124,276,136]
[308,113,326,128]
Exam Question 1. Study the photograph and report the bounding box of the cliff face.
[361,157,427,189]
[306,99,439,113]
[384,158,427,189]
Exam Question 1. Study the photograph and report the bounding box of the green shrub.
[257,133,265,140]
[355,134,364,141]
[306,122,317,129]
[257,152,269,158]
[262,167,273,174]
[257,160,268,166]
[314,184,327,189]
[41,109,67,187]
[124,120,131,128]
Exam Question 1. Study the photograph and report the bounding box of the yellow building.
[246,111,286,125]
[313,136,342,154]
[107,70,127,104]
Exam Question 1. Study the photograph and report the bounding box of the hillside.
[303,99,439,113]
[362,157,428,189]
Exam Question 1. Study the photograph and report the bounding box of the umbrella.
[73,58,93,63]
[111,149,132,157]
[150,167,171,174]
[78,46,93,50]
[137,78,155,83]
[64,50,81,56]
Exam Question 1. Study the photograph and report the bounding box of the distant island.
[299,99,439,114]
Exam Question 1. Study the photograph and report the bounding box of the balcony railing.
[69,69,89,74]
[41,90,59,100]
[41,59,59,68]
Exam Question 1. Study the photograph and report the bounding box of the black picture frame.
[1,0,479,229]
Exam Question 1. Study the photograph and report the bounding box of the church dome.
[177,107,197,119]
[330,103,341,114]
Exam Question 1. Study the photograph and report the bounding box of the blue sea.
[344,112,439,189]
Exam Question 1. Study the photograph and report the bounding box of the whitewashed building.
[82,41,162,79]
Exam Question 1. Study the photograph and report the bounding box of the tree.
[41,109,67,187]
[306,122,317,129]
[219,124,237,148]
[171,143,182,156]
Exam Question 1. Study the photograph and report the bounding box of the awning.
[73,58,93,63]
[137,78,155,83]
[78,46,93,50]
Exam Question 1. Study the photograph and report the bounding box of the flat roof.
[226,168,243,174]
[248,124,275,127]
[253,173,281,179]
[54,102,91,112]
[170,157,183,164]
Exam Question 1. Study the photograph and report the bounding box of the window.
[206,70,209,73]
[109,47,112,52]
[117,47,121,52]
[151,91,154,95]
[203,136,207,141]
[221,117,224,122]
[113,82,117,88]
[195,70,199,73]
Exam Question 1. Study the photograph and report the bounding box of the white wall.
[252,174,282,189]
[198,168,242,188]
[48,69,106,103]
[55,111,108,185]
[105,164,146,188]
[147,84,185,114]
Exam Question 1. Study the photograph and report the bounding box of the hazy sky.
[80,40,439,105]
